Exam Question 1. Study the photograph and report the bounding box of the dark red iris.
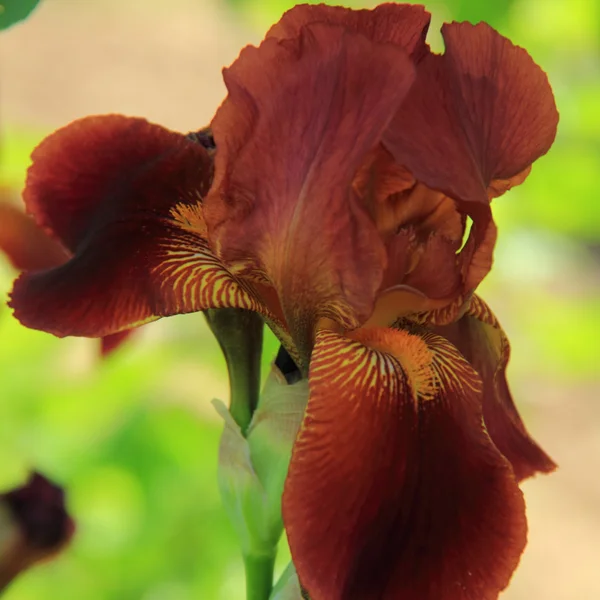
[7,4,558,598]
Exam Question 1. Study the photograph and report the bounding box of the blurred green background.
[0,0,599,598]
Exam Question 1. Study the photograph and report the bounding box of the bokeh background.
[1,0,599,598]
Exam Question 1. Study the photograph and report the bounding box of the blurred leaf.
[0,129,44,191]
[0,0,42,31]
[444,0,514,25]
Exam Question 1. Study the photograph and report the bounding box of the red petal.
[384,21,558,205]
[284,327,526,600]
[366,208,496,328]
[0,201,69,271]
[402,233,462,298]
[10,116,262,338]
[206,24,415,355]
[100,330,134,357]
[352,145,417,237]
[23,115,208,252]
[434,295,557,481]
[267,3,431,60]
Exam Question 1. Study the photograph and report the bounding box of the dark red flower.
[0,473,74,591]
[8,4,559,599]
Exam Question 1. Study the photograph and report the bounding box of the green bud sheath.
[215,366,308,600]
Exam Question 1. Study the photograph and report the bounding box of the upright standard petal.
[10,116,262,338]
[267,2,431,61]
[435,295,557,481]
[383,21,558,205]
[206,24,415,355]
[284,327,526,600]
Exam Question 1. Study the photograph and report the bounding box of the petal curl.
[267,2,431,61]
[284,327,526,600]
[434,295,557,481]
[366,207,496,328]
[206,24,415,355]
[383,21,558,205]
[10,116,262,338]
[0,201,68,271]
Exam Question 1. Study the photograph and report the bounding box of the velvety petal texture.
[11,116,261,338]
[0,198,135,356]
[0,201,69,271]
[435,295,557,480]
[206,23,416,355]
[284,327,526,600]
[384,21,558,206]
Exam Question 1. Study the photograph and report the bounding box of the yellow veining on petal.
[395,331,437,402]
[422,330,483,397]
[310,331,404,412]
[170,202,207,235]
[310,327,483,423]
[150,229,261,313]
[360,328,436,403]
[467,294,499,327]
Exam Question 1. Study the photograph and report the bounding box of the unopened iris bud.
[0,472,74,592]
[215,365,307,555]
[214,360,308,596]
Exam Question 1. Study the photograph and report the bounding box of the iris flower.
[9,3,558,599]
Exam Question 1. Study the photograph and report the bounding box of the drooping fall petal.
[0,198,136,355]
[434,295,557,481]
[383,21,558,206]
[284,327,526,600]
[205,23,415,356]
[10,115,262,338]
[267,2,431,61]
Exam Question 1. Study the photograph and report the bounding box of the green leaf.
[0,0,42,31]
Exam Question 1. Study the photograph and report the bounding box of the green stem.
[244,552,276,600]
[204,308,263,433]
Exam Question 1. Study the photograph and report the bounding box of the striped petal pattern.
[10,116,261,338]
[283,326,526,600]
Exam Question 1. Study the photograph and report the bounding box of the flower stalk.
[244,552,277,600]
[205,308,264,433]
